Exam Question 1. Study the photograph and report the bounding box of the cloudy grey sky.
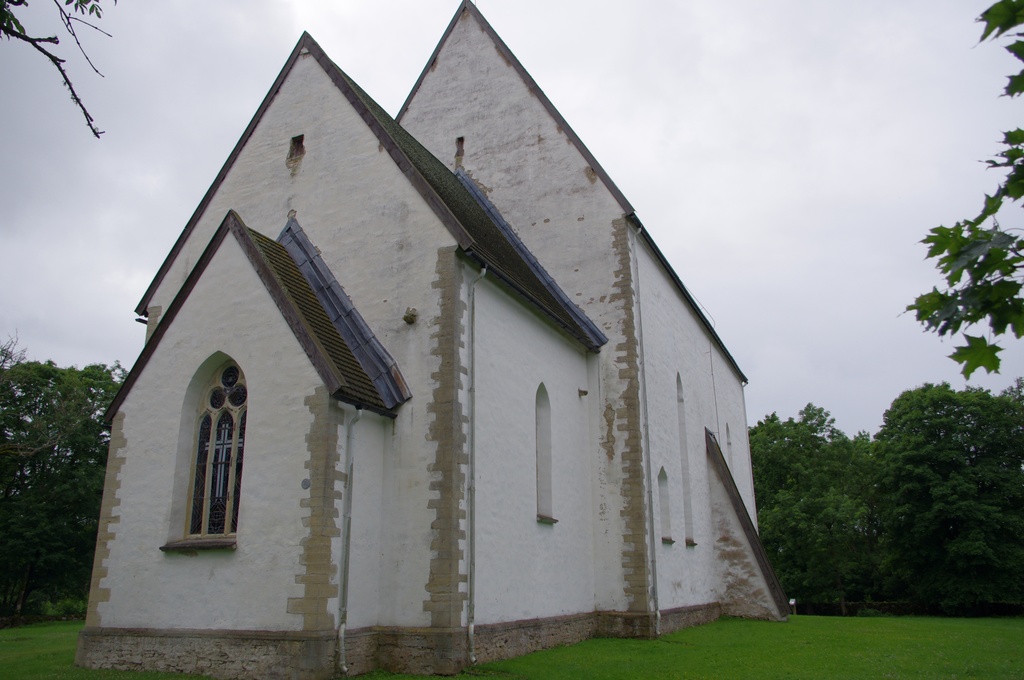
[2,0,1021,435]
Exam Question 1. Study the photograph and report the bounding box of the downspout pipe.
[336,404,362,675]
[466,263,487,664]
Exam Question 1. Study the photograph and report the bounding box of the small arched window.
[726,423,734,468]
[677,374,695,545]
[536,384,553,522]
[658,467,672,543]
[189,363,247,536]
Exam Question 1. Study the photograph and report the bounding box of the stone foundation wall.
[596,610,658,638]
[376,626,467,676]
[76,627,336,680]
[77,603,722,678]
[659,603,722,635]
[472,612,596,664]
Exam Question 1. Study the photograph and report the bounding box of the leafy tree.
[909,1,1024,378]
[0,339,122,614]
[0,0,114,138]
[750,406,879,613]
[874,382,1024,613]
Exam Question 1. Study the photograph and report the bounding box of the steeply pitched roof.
[397,0,746,381]
[245,222,395,415]
[396,0,634,215]
[135,38,308,319]
[108,211,399,422]
[317,42,607,352]
[455,169,607,349]
[277,218,412,409]
[136,30,606,354]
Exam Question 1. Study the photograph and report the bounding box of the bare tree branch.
[0,0,113,138]
[51,0,109,76]
[4,26,103,137]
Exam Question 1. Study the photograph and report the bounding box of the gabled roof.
[108,211,398,422]
[455,169,607,350]
[135,36,309,318]
[397,0,746,381]
[314,41,606,352]
[277,218,411,409]
[396,0,634,215]
[136,31,606,353]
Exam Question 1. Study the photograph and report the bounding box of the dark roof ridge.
[109,210,396,422]
[276,217,412,408]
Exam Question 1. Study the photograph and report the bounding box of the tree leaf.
[1005,71,1024,96]
[949,335,1003,378]
[1006,40,1024,62]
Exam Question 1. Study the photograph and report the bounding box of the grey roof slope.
[136,31,606,354]
[277,218,411,409]
[396,0,746,381]
[107,211,399,422]
[455,169,607,349]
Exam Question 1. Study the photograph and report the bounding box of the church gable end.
[81,4,785,678]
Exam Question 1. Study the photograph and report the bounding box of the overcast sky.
[2,0,1021,436]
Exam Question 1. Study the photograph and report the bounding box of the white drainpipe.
[466,263,487,664]
[336,404,361,675]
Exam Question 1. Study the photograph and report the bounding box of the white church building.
[77,2,786,678]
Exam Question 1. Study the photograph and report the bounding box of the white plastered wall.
[632,237,756,611]
[334,405,389,631]
[100,236,327,631]
[470,272,595,623]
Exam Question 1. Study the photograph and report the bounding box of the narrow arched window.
[189,363,247,535]
[536,384,553,522]
[658,467,672,543]
[726,422,734,469]
[677,374,695,545]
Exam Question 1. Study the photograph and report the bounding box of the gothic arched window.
[189,363,247,536]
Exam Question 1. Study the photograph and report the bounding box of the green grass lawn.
[3,616,1021,679]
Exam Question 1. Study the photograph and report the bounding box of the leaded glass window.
[189,364,247,536]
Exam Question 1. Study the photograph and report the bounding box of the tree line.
[751,381,1024,615]
[0,339,121,616]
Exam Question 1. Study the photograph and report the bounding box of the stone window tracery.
[189,364,247,536]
